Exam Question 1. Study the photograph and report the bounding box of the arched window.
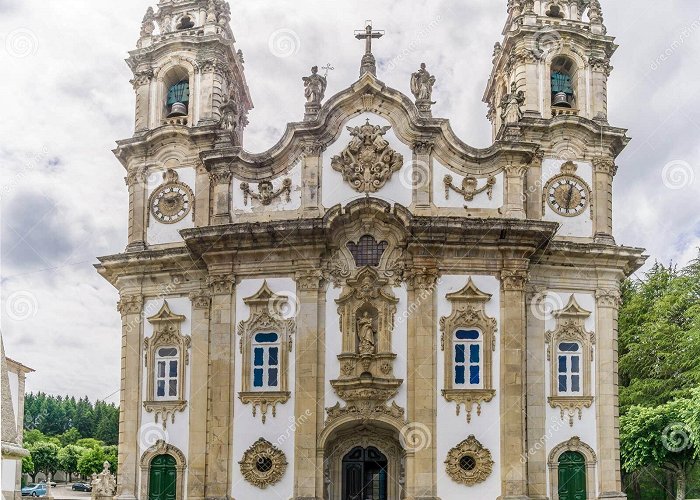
[557,342,582,395]
[551,57,576,109]
[166,80,190,117]
[155,347,179,400]
[347,235,388,267]
[454,329,482,388]
[252,332,280,390]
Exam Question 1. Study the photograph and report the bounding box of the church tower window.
[347,235,388,267]
[167,80,190,117]
[551,57,577,109]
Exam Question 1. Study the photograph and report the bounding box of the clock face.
[546,176,589,217]
[150,183,193,224]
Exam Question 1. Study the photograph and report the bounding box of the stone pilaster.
[195,164,211,227]
[525,285,548,499]
[115,294,144,500]
[590,58,612,122]
[204,273,236,499]
[210,168,233,225]
[500,267,529,499]
[595,287,626,500]
[131,70,153,134]
[293,270,324,500]
[198,60,226,125]
[412,141,433,211]
[301,143,324,217]
[405,268,439,500]
[187,289,212,500]
[504,164,528,220]
[125,167,147,252]
[592,157,616,244]
[525,151,544,220]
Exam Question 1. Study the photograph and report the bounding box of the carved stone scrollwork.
[414,140,434,155]
[592,157,617,177]
[444,174,496,206]
[323,250,352,288]
[445,435,494,486]
[325,400,406,428]
[240,178,292,206]
[125,167,147,187]
[206,273,235,295]
[596,288,621,308]
[239,438,288,489]
[130,69,154,89]
[331,120,404,193]
[405,267,439,291]
[209,168,233,186]
[189,290,211,311]
[501,269,528,291]
[548,396,594,427]
[296,270,324,291]
[118,295,143,316]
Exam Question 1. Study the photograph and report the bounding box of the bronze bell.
[552,92,572,108]
[168,102,188,117]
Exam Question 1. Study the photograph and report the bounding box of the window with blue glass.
[557,342,582,395]
[252,332,280,390]
[155,347,179,400]
[453,329,482,388]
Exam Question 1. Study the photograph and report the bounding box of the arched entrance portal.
[149,454,176,500]
[342,446,388,500]
[557,451,586,500]
[322,423,405,500]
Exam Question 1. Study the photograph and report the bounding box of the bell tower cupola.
[484,0,615,139]
[127,0,252,144]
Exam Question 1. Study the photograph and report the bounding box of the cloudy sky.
[1,0,699,402]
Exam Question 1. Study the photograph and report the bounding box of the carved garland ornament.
[445,435,494,486]
[240,178,292,206]
[331,120,404,193]
[149,169,194,224]
[444,174,497,206]
[239,438,288,489]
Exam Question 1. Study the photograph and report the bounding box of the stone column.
[504,164,528,220]
[525,286,548,499]
[199,60,225,125]
[187,289,212,500]
[412,141,433,211]
[210,168,233,225]
[592,157,616,244]
[194,164,211,227]
[293,271,324,500]
[405,268,439,500]
[595,287,626,500]
[302,144,324,217]
[204,273,236,499]
[500,267,529,498]
[525,151,544,220]
[590,59,611,121]
[115,294,144,500]
[131,70,153,134]
[125,167,147,252]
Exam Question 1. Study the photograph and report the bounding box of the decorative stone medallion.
[331,120,404,193]
[445,435,494,486]
[239,438,288,489]
[543,161,591,217]
[149,169,194,224]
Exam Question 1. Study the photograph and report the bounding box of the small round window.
[256,456,273,473]
[459,455,476,471]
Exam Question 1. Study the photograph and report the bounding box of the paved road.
[48,484,92,499]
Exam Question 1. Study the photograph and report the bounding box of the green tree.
[58,445,87,482]
[621,398,698,500]
[23,429,47,448]
[28,441,60,481]
[58,427,81,446]
[75,438,104,450]
[22,454,35,478]
[77,447,106,477]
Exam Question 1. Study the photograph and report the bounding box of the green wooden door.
[558,451,586,500]
[149,454,177,500]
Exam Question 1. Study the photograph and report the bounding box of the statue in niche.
[303,66,327,105]
[500,81,525,124]
[220,94,239,133]
[410,63,436,104]
[357,312,376,355]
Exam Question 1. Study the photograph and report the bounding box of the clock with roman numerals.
[543,161,591,217]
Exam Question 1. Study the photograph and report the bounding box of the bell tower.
[127,0,252,143]
[484,0,614,138]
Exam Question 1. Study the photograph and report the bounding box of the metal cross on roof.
[321,63,335,78]
[354,20,384,77]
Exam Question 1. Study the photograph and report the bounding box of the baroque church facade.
[97,0,646,499]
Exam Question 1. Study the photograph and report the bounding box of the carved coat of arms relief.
[331,120,404,193]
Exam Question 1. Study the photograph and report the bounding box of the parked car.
[38,480,57,487]
[21,484,47,496]
[72,482,92,492]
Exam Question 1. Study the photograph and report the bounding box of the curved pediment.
[200,72,539,181]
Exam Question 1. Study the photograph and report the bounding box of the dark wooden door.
[342,446,388,500]
[149,454,177,500]
[558,451,586,500]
